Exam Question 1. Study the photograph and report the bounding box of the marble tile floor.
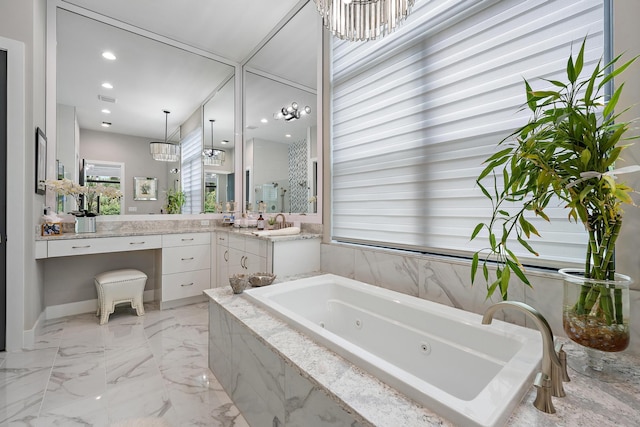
[0,302,250,427]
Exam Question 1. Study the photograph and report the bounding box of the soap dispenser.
[257,213,265,230]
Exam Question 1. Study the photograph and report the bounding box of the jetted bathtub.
[244,274,542,427]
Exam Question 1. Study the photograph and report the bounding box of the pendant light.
[203,119,226,166]
[149,110,179,162]
[313,0,415,42]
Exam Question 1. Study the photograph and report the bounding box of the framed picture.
[133,176,158,200]
[35,127,47,195]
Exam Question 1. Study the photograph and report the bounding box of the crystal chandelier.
[203,119,226,166]
[312,0,415,41]
[149,110,180,162]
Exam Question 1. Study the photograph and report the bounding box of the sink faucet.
[482,301,569,414]
[274,213,286,228]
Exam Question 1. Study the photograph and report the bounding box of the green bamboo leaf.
[487,279,500,299]
[567,54,576,83]
[580,148,591,167]
[614,188,633,204]
[530,90,560,98]
[574,38,586,78]
[517,236,539,256]
[482,263,489,281]
[603,83,624,119]
[525,80,536,111]
[603,146,622,168]
[477,181,492,200]
[584,61,600,105]
[471,223,484,240]
[536,209,550,222]
[599,56,638,90]
[579,185,594,202]
[500,266,511,294]
[484,147,513,163]
[518,215,530,237]
[471,252,479,283]
[489,233,497,250]
[506,259,531,285]
[498,210,510,217]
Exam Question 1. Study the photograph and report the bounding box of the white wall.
[0,0,47,350]
[80,129,169,214]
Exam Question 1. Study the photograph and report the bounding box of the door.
[0,49,8,351]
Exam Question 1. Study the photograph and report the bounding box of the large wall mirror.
[243,1,321,216]
[53,5,235,215]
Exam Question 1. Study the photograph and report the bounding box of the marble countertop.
[205,280,640,427]
[36,225,320,243]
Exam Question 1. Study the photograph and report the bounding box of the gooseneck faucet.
[482,301,569,414]
[274,213,286,229]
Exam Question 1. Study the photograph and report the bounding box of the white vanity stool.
[94,269,147,325]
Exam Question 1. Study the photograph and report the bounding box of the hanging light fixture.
[313,0,415,42]
[203,119,226,166]
[273,102,311,121]
[149,110,179,162]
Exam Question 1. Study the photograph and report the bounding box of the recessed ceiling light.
[101,109,111,114]
[101,82,113,89]
[260,118,268,124]
[221,140,229,145]
[101,121,111,127]
[102,51,116,60]
[285,134,291,138]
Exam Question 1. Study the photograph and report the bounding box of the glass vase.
[560,268,632,380]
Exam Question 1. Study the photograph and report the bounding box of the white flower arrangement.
[45,178,122,216]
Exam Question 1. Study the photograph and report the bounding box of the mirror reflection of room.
[243,1,320,215]
[55,8,234,215]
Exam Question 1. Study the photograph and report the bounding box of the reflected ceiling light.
[102,51,116,60]
[149,110,179,162]
[312,0,415,42]
[101,82,113,89]
[260,118,268,124]
[101,109,111,114]
[101,121,111,127]
[221,140,229,145]
[285,134,292,138]
[203,119,226,166]
[274,102,311,121]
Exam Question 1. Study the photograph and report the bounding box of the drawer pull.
[181,282,194,287]
[181,238,194,241]
[181,257,195,261]
[224,250,229,262]
[71,245,91,249]
[129,241,146,245]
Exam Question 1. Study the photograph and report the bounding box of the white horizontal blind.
[181,129,202,214]
[331,0,604,267]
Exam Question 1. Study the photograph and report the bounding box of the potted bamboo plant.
[470,39,638,364]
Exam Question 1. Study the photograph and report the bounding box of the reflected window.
[180,129,203,214]
[83,160,123,215]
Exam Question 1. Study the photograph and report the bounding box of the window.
[180,129,203,214]
[83,160,123,215]
[331,0,605,268]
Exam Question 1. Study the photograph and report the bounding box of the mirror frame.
[45,0,322,223]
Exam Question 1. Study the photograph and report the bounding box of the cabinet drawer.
[216,232,228,246]
[47,235,161,258]
[228,233,245,251]
[245,237,267,257]
[162,232,211,248]
[162,269,210,301]
[162,244,211,274]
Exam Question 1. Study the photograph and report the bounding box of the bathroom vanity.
[35,219,320,315]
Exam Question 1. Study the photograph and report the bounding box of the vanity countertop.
[205,281,640,427]
[35,225,320,242]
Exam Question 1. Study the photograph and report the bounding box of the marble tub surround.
[321,242,640,357]
[207,284,640,426]
[0,302,249,426]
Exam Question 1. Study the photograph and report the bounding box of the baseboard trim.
[22,310,46,349]
[45,290,156,320]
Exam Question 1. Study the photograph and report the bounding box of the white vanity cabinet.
[216,231,268,286]
[215,231,320,287]
[157,232,211,308]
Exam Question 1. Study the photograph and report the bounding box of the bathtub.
[244,274,542,427]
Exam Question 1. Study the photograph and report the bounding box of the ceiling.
[55,0,318,143]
